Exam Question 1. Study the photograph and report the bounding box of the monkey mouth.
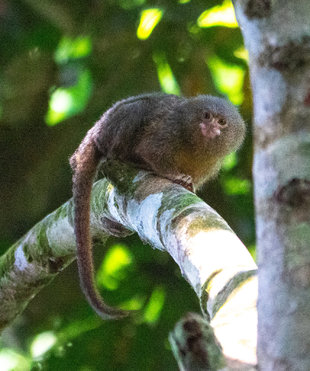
[199,122,221,139]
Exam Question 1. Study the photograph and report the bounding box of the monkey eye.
[203,112,212,120]
[218,118,226,126]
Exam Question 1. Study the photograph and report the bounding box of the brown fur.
[70,93,246,319]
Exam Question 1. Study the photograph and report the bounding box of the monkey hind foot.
[166,174,194,192]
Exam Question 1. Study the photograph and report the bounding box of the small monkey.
[70,93,246,319]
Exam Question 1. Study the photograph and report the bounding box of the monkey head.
[173,95,246,158]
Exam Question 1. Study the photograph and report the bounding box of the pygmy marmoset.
[70,93,246,320]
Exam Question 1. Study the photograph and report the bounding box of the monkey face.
[199,111,228,139]
[176,95,245,157]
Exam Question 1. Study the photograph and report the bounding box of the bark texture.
[234,0,310,369]
[0,162,257,368]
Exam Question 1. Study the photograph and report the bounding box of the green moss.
[34,224,50,257]
[0,245,15,279]
[162,191,201,212]
[212,269,257,316]
[102,161,140,195]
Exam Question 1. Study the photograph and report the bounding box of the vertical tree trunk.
[233,0,310,369]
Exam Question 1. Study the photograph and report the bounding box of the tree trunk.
[234,0,310,369]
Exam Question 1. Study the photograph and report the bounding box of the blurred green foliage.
[97,243,134,291]
[0,0,254,369]
[137,8,163,40]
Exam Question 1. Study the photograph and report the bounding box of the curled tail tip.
[81,283,135,320]
[96,307,135,321]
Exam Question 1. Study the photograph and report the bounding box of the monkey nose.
[199,122,221,138]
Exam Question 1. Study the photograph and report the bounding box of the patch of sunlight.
[58,316,102,341]
[119,0,145,9]
[45,68,93,126]
[207,55,245,105]
[153,52,181,95]
[179,0,191,3]
[234,46,249,63]
[97,244,133,290]
[212,274,257,364]
[107,183,114,193]
[197,0,238,28]
[143,286,165,324]
[54,36,92,64]
[137,8,163,40]
[222,152,237,171]
[0,348,30,371]
[222,176,251,195]
[30,331,57,358]
[189,231,257,280]
[120,295,145,311]
[48,89,73,114]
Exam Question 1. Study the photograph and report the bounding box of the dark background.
[0,0,254,369]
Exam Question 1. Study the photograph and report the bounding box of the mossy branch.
[0,161,257,368]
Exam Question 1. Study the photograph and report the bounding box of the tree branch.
[0,161,257,368]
